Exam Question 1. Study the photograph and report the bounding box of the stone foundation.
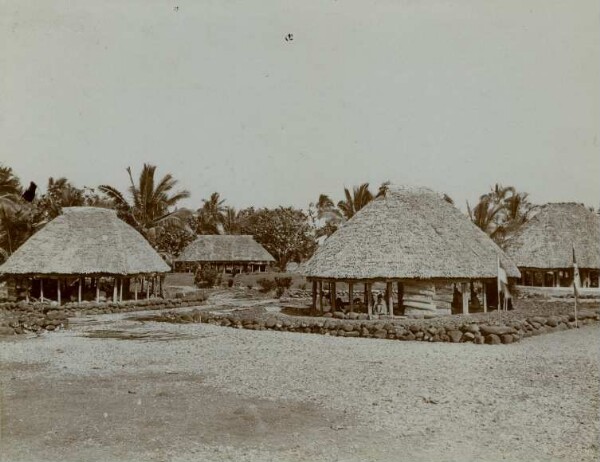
[141,306,600,346]
[0,293,207,336]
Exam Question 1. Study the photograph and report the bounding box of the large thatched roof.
[504,203,600,270]
[303,186,520,280]
[0,207,170,276]
[176,235,275,263]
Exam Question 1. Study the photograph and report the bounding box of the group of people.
[332,292,390,315]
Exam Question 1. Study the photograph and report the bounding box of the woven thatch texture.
[504,203,600,269]
[176,235,275,263]
[303,186,520,280]
[0,207,170,276]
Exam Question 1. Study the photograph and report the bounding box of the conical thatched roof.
[0,207,170,276]
[176,235,275,263]
[303,186,520,280]
[504,203,600,269]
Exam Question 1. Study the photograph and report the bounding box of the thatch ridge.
[303,186,520,280]
[0,207,170,276]
[504,202,600,269]
[176,235,275,263]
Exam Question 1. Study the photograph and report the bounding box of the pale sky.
[1,0,599,211]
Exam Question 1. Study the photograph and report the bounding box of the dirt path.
[1,307,598,462]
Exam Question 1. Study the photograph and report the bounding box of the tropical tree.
[0,201,39,261]
[0,164,22,206]
[98,164,191,245]
[221,206,244,235]
[239,207,317,270]
[311,182,389,237]
[467,184,534,246]
[0,165,39,261]
[196,192,226,234]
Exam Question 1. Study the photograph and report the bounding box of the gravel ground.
[1,306,599,462]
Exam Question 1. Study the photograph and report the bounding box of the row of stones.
[0,295,207,336]
[0,310,69,336]
[149,309,600,345]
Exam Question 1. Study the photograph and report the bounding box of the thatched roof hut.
[302,186,520,317]
[504,203,600,270]
[303,186,519,280]
[175,235,274,273]
[0,207,170,276]
[504,203,600,288]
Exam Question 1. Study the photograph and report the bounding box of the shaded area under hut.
[0,207,170,304]
[504,203,600,291]
[302,186,521,318]
[174,235,275,274]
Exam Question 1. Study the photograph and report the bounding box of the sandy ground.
[1,303,599,462]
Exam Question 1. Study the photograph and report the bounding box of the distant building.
[174,235,275,274]
[504,203,600,288]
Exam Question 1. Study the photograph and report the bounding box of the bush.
[227,279,234,288]
[275,277,293,290]
[194,266,222,288]
[257,278,276,293]
[257,276,292,297]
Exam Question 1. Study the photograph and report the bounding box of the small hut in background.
[174,235,275,274]
[0,207,170,304]
[302,186,520,317]
[504,203,600,288]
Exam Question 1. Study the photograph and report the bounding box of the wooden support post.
[25,279,30,303]
[134,277,138,301]
[96,279,100,302]
[311,280,317,314]
[397,281,404,315]
[461,282,469,314]
[113,278,118,303]
[482,282,487,313]
[349,283,354,313]
[318,281,324,313]
[57,279,61,306]
[366,283,373,316]
[40,279,44,302]
[78,278,82,303]
[146,277,150,299]
[331,282,337,312]
[386,281,393,316]
[119,278,123,302]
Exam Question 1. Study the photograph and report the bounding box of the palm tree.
[196,192,227,234]
[337,183,374,220]
[221,206,244,235]
[98,164,191,244]
[0,202,38,260]
[0,165,22,206]
[467,184,532,245]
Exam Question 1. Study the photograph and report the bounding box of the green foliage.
[154,222,196,264]
[257,276,292,297]
[274,276,292,290]
[98,164,192,246]
[196,192,226,234]
[467,184,534,246]
[256,278,276,293]
[238,206,316,270]
[194,266,222,288]
[310,182,389,238]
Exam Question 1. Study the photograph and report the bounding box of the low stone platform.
[135,304,600,346]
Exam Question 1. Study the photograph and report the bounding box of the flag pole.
[574,291,578,328]
[497,254,501,313]
[573,245,579,328]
